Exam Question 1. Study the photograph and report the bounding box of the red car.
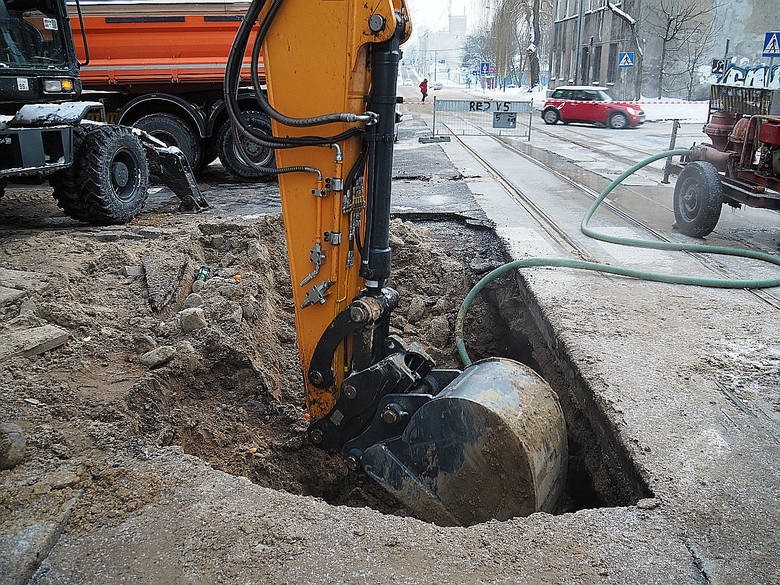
[541,86,645,129]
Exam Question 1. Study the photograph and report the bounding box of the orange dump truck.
[68,0,274,179]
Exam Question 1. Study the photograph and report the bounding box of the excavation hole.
[126,217,650,524]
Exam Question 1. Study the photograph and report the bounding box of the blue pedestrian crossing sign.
[763,32,780,57]
[618,52,635,68]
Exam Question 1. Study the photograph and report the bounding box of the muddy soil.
[0,192,514,542]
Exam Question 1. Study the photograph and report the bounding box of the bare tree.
[489,0,553,89]
[608,2,643,100]
[668,18,718,99]
[461,27,495,74]
[644,0,718,98]
[491,1,522,88]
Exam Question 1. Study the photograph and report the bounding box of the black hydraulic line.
[359,16,405,287]
[223,0,364,150]
[250,0,376,127]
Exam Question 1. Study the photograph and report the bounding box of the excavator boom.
[225,0,567,526]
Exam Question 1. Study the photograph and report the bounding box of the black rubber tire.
[54,126,149,225]
[542,109,560,125]
[0,181,5,200]
[608,111,629,129]
[217,111,277,181]
[51,127,92,222]
[198,139,219,171]
[133,113,202,171]
[673,161,723,238]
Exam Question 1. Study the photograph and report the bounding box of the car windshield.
[0,0,68,69]
[595,90,614,102]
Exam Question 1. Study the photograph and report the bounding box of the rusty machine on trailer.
[674,84,780,237]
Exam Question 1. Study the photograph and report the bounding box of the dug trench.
[0,214,650,542]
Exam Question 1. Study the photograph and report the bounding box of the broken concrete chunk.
[140,345,176,368]
[429,315,451,345]
[184,293,204,309]
[133,333,158,354]
[407,296,426,324]
[121,265,145,278]
[47,470,80,490]
[18,299,37,316]
[180,308,207,332]
[142,252,189,312]
[0,267,49,293]
[0,325,69,362]
[0,285,25,307]
[0,423,26,470]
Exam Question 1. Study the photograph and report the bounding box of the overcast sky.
[405,0,471,32]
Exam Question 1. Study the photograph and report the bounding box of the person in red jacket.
[419,78,428,102]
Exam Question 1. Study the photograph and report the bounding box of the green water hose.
[455,148,780,367]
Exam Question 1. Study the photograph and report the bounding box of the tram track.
[443,123,780,310]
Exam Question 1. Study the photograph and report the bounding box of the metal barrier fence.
[432,98,534,140]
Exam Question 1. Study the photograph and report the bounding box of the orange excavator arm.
[223,0,567,527]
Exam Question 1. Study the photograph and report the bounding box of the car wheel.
[543,109,560,125]
[673,161,723,238]
[608,111,629,129]
[133,113,202,172]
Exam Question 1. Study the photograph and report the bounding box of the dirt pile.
[1,215,512,548]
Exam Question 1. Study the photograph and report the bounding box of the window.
[592,45,602,83]
[607,43,618,83]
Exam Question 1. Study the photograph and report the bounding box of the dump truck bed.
[68,0,261,92]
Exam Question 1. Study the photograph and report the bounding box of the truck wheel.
[217,112,277,181]
[51,128,93,222]
[55,126,149,225]
[673,161,723,238]
[198,140,219,171]
[608,112,629,129]
[134,113,202,172]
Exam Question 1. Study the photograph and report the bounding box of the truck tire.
[217,112,277,181]
[134,113,202,172]
[198,140,219,171]
[673,161,723,238]
[54,126,149,225]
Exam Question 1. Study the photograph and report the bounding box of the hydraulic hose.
[455,148,780,367]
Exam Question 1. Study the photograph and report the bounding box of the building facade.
[548,0,639,99]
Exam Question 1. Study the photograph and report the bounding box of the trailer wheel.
[134,113,202,172]
[673,161,723,238]
[217,112,277,181]
[54,126,149,225]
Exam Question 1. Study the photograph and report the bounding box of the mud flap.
[361,358,567,526]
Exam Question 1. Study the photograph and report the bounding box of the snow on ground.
[466,85,709,123]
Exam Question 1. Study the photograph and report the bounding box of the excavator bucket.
[360,358,567,526]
